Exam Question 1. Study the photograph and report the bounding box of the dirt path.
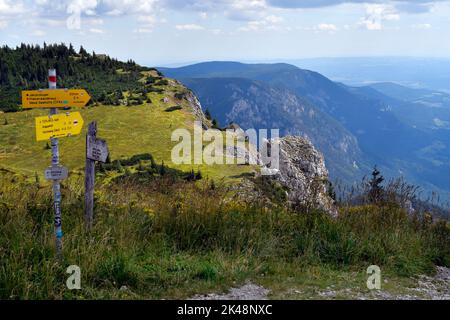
[365,266,450,300]
[191,267,450,300]
[191,283,270,300]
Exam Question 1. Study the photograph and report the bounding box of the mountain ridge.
[161,61,450,197]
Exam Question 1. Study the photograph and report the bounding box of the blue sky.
[1,0,450,66]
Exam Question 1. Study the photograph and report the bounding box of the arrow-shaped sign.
[35,111,84,141]
[22,89,91,109]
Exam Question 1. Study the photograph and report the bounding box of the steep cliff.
[271,135,336,215]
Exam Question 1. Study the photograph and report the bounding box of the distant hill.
[369,82,436,102]
[160,61,298,79]
[366,82,450,132]
[290,57,450,91]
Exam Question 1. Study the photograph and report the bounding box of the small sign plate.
[44,166,69,180]
[87,136,109,163]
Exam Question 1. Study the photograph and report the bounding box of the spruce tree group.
[0,43,155,112]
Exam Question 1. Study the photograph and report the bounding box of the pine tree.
[79,45,88,56]
[68,43,76,55]
[368,166,384,204]
[159,161,166,176]
[327,180,336,202]
[205,109,212,120]
[115,160,124,173]
[138,160,144,171]
[150,156,157,170]
[187,169,195,181]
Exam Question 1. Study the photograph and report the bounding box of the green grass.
[0,172,448,299]
[0,87,253,182]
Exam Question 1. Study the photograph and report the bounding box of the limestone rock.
[268,135,337,215]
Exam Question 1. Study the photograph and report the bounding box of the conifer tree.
[368,166,384,204]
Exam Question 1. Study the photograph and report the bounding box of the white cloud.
[0,0,26,15]
[105,8,122,15]
[99,0,158,15]
[138,14,156,29]
[31,29,46,37]
[358,4,400,31]
[87,18,103,25]
[361,20,382,30]
[133,27,152,33]
[265,14,283,24]
[411,23,432,29]
[67,0,99,15]
[0,20,7,29]
[316,23,337,32]
[175,23,204,30]
[0,0,442,36]
[89,27,104,33]
[266,0,439,14]
[239,14,284,32]
[230,0,266,11]
[211,28,222,35]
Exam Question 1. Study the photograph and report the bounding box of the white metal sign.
[45,165,69,180]
[87,136,109,163]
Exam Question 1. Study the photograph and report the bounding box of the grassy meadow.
[0,168,449,299]
[0,78,254,182]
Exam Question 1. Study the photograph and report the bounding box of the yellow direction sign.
[35,112,84,141]
[22,89,91,109]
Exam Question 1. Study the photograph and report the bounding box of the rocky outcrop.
[267,135,337,216]
[169,81,335,214]
[174,87,209,129]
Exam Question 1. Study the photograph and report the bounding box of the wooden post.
[85,121,97,230]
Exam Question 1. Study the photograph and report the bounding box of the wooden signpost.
[22,69,91,257]
[85,121,109,230]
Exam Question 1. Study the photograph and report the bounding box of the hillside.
[0,46,254,181]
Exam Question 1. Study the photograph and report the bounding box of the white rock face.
[269,135,337,215]
[182,90,209,129]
